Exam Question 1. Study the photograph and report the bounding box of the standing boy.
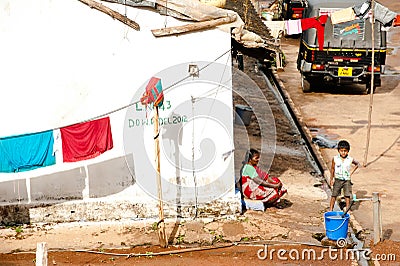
[329,140,360,212]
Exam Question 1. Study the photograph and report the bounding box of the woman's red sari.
[241,164,287,203]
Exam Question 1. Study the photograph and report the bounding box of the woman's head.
[246,148,260,166]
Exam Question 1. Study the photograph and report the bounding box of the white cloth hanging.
[285,19,302,35]
[331,7,356,24]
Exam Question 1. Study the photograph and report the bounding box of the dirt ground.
[1,240,399,265]
[0,244,379,266]
[276,0,400,244]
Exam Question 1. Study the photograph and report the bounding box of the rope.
[1,49,232,139]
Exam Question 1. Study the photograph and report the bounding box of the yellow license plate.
[338,67,352,76]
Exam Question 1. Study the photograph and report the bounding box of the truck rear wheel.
[301,74,312,93]
[366,82,376,94]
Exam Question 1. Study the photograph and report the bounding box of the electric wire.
[2,49,232,138]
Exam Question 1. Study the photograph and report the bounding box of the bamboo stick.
[77,0,140,31]
[363,0,375,166]
[153,106,168,248]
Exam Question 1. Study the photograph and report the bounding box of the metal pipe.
[373,192,382,244]
[354,198,373,201]
[352,194,372,202]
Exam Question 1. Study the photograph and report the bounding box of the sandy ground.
[276,0,400,243]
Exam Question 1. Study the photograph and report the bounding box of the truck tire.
[366,82,376,94]
[301,74,312,93]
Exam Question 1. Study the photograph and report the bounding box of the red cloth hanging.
[394,14,400,27]
[61,117,113,162]
[301,15,328,51]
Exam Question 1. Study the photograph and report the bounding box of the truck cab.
[296,0,387,93]
[279,0,308,20]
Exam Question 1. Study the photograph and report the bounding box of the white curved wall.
[0,0,237,218]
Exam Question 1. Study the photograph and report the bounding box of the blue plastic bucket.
[324,211,350,240]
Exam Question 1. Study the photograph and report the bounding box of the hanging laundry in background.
[60,117,113,162]
[263,20,286,39]
[285,19,302,35]
[374,2,398,27]
[393,14,400,27]
[300,15,328,51]
[353,1,397,27]
[330,7,356,24]
[353,0,371,19]
[281,1,398,41]
[0,130,55,172]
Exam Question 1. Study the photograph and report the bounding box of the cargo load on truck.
[296,0,394,93]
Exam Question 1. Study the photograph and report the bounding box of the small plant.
[175,234,185,244]
[14,226,23,234]
[151,222,158,231]
[13,226,24,239]
[145,251,154,258]
[212,234,224,243]
[239,217,249,222]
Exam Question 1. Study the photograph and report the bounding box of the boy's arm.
[350,159,360,177]
[330,158,335,187]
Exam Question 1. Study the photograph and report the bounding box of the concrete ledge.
[28,197,241,223]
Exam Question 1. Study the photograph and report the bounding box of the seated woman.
[241,148,287,208]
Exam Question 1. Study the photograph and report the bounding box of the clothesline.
[0,49,233,173]
[0,117,113,173]
[281,1,398,50]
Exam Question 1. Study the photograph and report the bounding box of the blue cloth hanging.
[0,130,55,172]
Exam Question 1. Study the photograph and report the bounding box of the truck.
[279,0,308,20]
[296,0,387,93]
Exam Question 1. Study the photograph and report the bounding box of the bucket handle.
[326,216,349,232]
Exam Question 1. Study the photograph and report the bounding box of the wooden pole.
[154,106,168,248]
[151,15,236,37]
[36,242,48,266]
[372,192,382,244]
[363,0,375,167]
[77,0,140,31]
